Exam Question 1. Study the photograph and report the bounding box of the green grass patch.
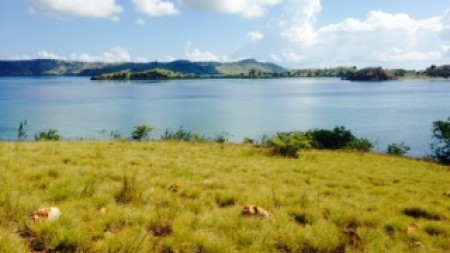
[0,141,449,252]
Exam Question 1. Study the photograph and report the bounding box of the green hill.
[0,59,285,77]
[0,141,449,252]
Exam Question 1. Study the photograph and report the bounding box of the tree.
[425,65,437,77]
[34,129,60,141]
[386,142,410,156]
[431,117,450,164]
[131,124,154,141]
[17,120,27,141]
[306,126,354,150]
[425,64,450,78]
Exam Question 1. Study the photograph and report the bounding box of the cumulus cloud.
[135,56,149,63]
[132,0,178,17]
[247,31,264,42]
[159,55,177,62]
[135,19,146,25]
[68,47,132,62]
[280,0,321,47]
[262,0,450,68]
[20,47,137,63]
[28,0,123,19]
[8,55,32,60]
[37,51,61,59]
[185,41,222,62]
[180,0,283,18]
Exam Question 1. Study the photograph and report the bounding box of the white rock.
[47,207,61,222]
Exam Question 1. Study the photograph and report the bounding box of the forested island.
[0,59,449,81]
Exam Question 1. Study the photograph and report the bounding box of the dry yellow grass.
[0,141,449,252]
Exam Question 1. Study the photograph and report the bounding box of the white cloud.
[180,0,283,18]
[247,31,264,42]
[253,0,450,68]
[101,47,132,62]
[69,47,131,62]
[160,55,176,62]
[135,19,146,25]
[269,54,282,62]
[280,0,321,47]
[37,51,61,59]
[29,0,122,19]
[9,55,32,60]
[135,56,149,63]
[132,0,178,17]
[185,41,221,62]
[22,47,132,63]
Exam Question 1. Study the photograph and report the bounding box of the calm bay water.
[1,77,449,156]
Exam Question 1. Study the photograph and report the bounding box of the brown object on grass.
[31,207,60,223]
[241,205,273,220]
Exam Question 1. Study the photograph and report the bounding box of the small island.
[90,69,189,80]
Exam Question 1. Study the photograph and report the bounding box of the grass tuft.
[215,192,237,208]
[403,207,443,220]
[115,172,141,205]
[424,223,448,236]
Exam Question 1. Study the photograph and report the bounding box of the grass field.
[0,141,449,252]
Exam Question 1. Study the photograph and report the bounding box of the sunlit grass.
[0,141,449,252]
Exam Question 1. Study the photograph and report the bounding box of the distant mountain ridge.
[0,59,286,77]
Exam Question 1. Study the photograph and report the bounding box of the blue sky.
[0,0,449,68]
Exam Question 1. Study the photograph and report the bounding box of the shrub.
[34,129,60,141]
[386,142,410,156]
[243,138,254,144]
[306,126,355,149]
[431,117,450,164]
[213,132,230,143]
[17,120,27,141]
[110,130,122,140]
[115,172,141,204]
[131,124,154,141]
[304,126,372,151]
[161,126,205,142]
[268,132,311,158]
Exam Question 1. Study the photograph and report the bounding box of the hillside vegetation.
[0,142,449,252]
[343,67,397,81]
[0,59,285,77]
[90,69,188,81]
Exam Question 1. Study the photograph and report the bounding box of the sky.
[0,0,449,69]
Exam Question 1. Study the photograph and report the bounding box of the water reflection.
[0,77,449,156]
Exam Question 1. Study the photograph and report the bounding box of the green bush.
[110,130,122,140]
[34,129,60,141]
[213,132,230,143]
[305,126,372,151]
[268,132,311,158]
[306,126,354,149]
[131,124,154,141]
[386,142,410,156]
[431,117,450,164]
[161,126,205,142]
[266,127,372,158]
[345,138,373,152]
